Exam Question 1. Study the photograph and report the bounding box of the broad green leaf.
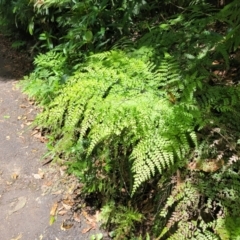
[83,31,93,42]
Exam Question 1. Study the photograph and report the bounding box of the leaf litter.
[40,163,103,235]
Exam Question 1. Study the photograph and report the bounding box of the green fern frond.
[35,50,198,195]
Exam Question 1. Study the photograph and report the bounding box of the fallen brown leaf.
[11,173,19,179]
[82,210,95,223]
[81,227,93,234]
[20,104,27,108]
[40,136,48,143]
[86,221,96,229]
[60,220,73,231]
[73,212,81,223]
[38,168,44,178]
[50,202,58,216]
[62,198,74,206]
[58,209,68,216]
[32,131,41,139]
[62,202,72,210]
[31,129,39,136]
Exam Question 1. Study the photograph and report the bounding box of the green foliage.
[0,0,166,51]
[34,50,198,196]
[21,50,71,105]
[1,0,213,52]
[157,161,240,239]
[17,0,240,239]
[0,0,31,33]
[217,0,240,52]
[99,202,142,239]
[11,40,27,49]
[215,216,240,240]
[90,233,103,240]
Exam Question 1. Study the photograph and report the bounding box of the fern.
[21,50,70,105]
[20,2,240,238]
[99,202,143,239]
[157,154,240,239]
[35,50,198,195]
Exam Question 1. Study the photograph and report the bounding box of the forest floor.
[0,35,107,240]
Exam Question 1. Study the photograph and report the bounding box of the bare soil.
[0,35,107,240]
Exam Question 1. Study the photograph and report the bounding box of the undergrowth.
[21,51,71,105]
[19,0,240,239]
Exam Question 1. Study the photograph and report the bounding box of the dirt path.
[0,36,106,240]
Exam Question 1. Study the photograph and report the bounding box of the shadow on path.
[0,34,32,81]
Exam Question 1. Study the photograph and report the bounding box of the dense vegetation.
[1,0,240,239]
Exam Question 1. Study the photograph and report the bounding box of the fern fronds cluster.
[21,50,69,105]
[158,156,240,239]
[99,202,143,239]
[35,50,197,194]
[19,1,240,238]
